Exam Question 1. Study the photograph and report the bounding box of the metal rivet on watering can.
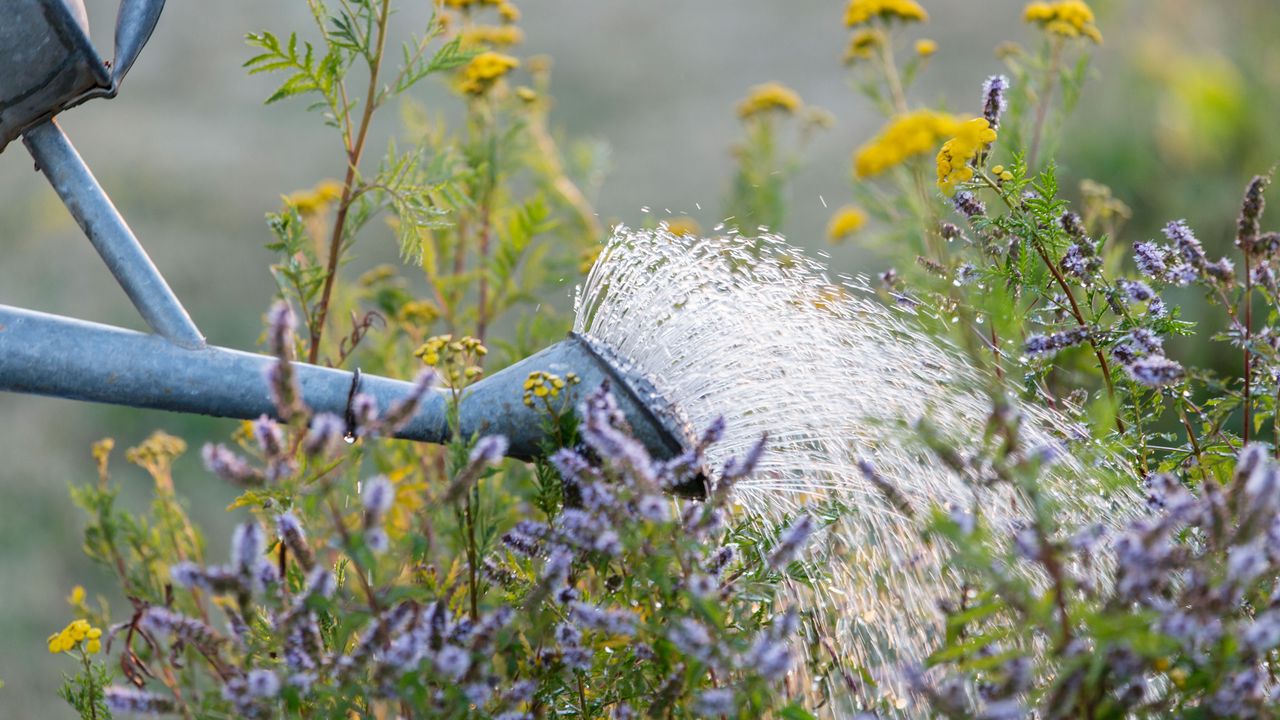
[0,0,706,499]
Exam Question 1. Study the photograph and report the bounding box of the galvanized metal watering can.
[0,0,703,496]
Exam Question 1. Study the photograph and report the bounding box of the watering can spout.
[0,306,705,498]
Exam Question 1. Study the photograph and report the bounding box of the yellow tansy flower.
[845,0,928,27]
[523,370,578,408]
[498,2,520,23]
[459,52,520,95]
[459,24,524,48]
[737,82,802,119]
[915,38,938,57]
[664,217,701,237]
[1024,1,1102,43]
[827,206,868,244]
[936,118,997,194]
[579,245,602,275]
[285,179,344,215]
[67,586,85,607]
[854,109,960,178]
[47,619,103,655]
[844,29,884,64]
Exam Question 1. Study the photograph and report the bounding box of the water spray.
[576,227,1141,712]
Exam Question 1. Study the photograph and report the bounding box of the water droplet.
[343,433,356,445]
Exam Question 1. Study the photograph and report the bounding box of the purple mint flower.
[744,634,793,682]
[435,645,471,681]
[366,527,389,554]
[636,494,670,522]
[382,368,438,432]
[266,301,295,358]
[231,522,265,580]
[104,687,176,714]
[721,433,767,484]
[1023,326,1090,357]
[202,443,263,486]
[349,393,379,436]
[304,565,336,599]
[953,190,985,218]
[361,475,394,525]
[1118,279,1156,303]
[1163,220,1206,268]
[1132,240,1168,278]
[303,413,345,457]
[1124,354,1184,387]
[694,688,735,716]
[246,668,280,698]
[706,545,736,575]
[982,74,1009,129]
[252,414,285,460]
[469,434,509,465]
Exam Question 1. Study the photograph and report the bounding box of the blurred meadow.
[2,0,1279,714]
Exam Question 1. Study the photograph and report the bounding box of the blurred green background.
[2,1,1278,714]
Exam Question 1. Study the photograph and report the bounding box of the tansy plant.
[718,0,1280,716]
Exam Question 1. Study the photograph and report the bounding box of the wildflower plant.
[46,3,816,718]
[38,0,1280,718]
[809,0,1280,715]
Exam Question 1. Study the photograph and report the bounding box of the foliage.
[47,1,812,718]
[42,0,1280,718]
[804,0,1280,716]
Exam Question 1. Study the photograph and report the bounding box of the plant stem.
[978,172,1123,431]
[1026,37,1064,173]
[877,34,909,115]
[465,491,479,620]
[476,130,496,344]
[1178,399,1211,484]
[1243,249,1253,446]
[308,0,393,365]
[1029,238,1124,432]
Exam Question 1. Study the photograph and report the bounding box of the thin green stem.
[308,0,393,365]
[1026,37,1064,172]
[1243,249,1253,446]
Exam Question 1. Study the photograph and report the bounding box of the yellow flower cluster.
[1024,1,1102,43]
[414,334,487,384]
[498,2,520,23]
[397,299,440,326]
[285,179,344,215]
[522,370,579,408]
[991,164,1015,182]
[737,82,802,120]
[444,0,509,8]
[915,38,937,57]
[459,52,520,96]
[459,24,524,48]
[854,109,960,178]
[125,431,187,469]
[663,217,701,237]
[48,619,102,655]
[826,206,868,243]
[844,0,928,27]
[935,118,998,194]
[844,29,883,64]
[579,245,602,275]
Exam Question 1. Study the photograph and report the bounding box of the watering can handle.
[110,0,166,92]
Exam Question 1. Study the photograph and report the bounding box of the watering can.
[0,0,705,497]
